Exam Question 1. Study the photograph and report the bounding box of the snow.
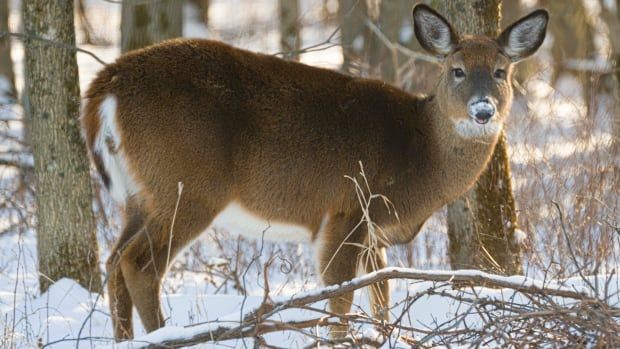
[3,229,613,348]
[513,228,527,245]
[1,0,619,348]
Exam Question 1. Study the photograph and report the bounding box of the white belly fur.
[210,202,313,242]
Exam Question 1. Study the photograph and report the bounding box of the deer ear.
[497,9,548,62]
[412,4,459,58]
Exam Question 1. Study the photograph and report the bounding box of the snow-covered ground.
[1,0,619,347]
[4,233,618,348]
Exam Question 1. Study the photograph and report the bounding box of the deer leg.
[359,245,390,322]
[317,214,363,338]
[119,206,214,333]
[107,198,146,341]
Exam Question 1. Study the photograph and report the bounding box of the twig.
[551,201,596,293]
[0,31,107,65]
[165,182,184,271]
[118,267,596,348]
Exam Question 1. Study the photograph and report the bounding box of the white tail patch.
[95,95,139,203]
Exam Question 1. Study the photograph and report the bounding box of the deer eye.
[494,69,506,80]
[452,68,465,78]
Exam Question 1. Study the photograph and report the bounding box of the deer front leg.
[317,214,363,338]
[359,244,390,322]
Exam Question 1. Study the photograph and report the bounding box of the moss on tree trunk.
[24,0,102,293]
[435,0,523,275]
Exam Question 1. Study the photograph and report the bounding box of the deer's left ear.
[412,4,459,58]
[496,9,548,62]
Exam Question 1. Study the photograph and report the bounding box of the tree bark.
[603,0,620,154]
[436,0,523,275]
[339,0,367,73]
[192,0,209,25]
[76,0,106,45]
[0,0,15,103]
[365,0,402,82]
[24,0,102,293]
[540,0,596,103]
[615,1,620,154]
[121,0,183,54]
[278,0,301,60]
[540,0,596,73]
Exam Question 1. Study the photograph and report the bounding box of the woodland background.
[0,0,619,347]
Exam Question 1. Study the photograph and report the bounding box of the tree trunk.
[339,0,367,73]
[20,1,32,147]
[604,0,620,154]
[615,1,620,154]
[121,0,183,54]
[24,0,102,293]
[76,0,106,45]
[436,0,523,275]
[0,0,15,104]
[365,0,402,83]
[192,0,209,25]
[278,0,301,60]
[540,0,596,103]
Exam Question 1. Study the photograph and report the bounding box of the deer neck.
[426,97,500,200]
[391,97,501,224]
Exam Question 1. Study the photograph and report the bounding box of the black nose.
[476,109,494,121]
[469,98,496,122]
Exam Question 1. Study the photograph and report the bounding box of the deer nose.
[468,98,496,124]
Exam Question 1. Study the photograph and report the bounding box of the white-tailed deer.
[82,4,548,340]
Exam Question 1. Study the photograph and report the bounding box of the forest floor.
[1,0,620,347]
[3,232,619,348]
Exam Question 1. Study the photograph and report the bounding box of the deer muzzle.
[467,98,496,124]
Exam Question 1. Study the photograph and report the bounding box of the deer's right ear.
[412,4,458,58]
[496,9,548,62]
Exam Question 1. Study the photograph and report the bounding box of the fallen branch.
[117,267,596,348]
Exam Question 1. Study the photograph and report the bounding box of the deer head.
[413,4,548,139]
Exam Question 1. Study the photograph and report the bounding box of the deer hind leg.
[359,244,390,322]
[118,204,215,333]
[107,198,146,341]
[317,214,364,338]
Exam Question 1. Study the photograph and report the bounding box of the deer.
[82,4,548,341]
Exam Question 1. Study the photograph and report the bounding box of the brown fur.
[82,5,547,340]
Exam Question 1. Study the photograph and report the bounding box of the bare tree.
[24,0,102,293]
[191,0,209,25]
[364,0,402,82]
[541,0,596,104]
[339,0,367,73]
[121,0,183,53]
[0,0,15,103]
[435,0,523,275]
[278,0,301,60]
[76,0,107,45]
[602,0,620,152]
